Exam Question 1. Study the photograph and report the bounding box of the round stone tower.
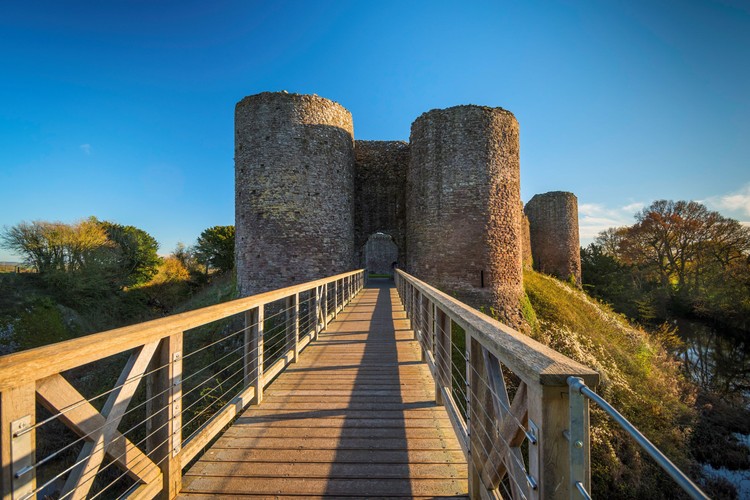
[235,92,355,295]
[406,105,524,328]
[524,191,581,286]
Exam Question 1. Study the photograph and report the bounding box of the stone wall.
[354,140,409,265]
[235,91,355,295]
[524,191,581,286]
[406,105,524,328]
[521,202,533,268]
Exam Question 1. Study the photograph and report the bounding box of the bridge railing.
[395,270,599,500]
[0,269,365,500]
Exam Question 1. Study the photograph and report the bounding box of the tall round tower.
[406,105,524,328]
[235,92,355,295]
[524,191,581,286]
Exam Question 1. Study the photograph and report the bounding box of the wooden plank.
[181,476,468,497]
[180,283,468,498]
[207,436,462,451]
[194,447,466,464]
[0,270,365,392]
[178,494,468,499]
[220,426,457,440]
[180,384,256,465]
[185,461,467,479]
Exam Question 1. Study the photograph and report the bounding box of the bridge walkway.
[178,279,469,498]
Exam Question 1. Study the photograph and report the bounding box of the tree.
[98,220,160,287]
[194,226,235,274]
[1,219,111,274]
[587,200,750,327]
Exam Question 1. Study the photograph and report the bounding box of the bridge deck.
[178,280,468,498]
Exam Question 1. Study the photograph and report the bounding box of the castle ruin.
[235,91,580,327]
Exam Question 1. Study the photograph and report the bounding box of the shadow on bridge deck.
[178,278,468,498]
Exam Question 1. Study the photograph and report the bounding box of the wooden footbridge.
[0,270,708,499]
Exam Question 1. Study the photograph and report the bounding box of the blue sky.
[1,0,749,261]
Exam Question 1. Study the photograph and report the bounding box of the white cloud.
[705,183,750,217]
[80,144,91,155]
[578,202,642,241]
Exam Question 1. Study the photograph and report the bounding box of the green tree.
[98,220,160,287]
[194,226,235,274]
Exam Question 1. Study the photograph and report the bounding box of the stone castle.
[235,91,580,327]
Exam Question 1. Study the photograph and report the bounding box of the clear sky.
[1,0,749,261]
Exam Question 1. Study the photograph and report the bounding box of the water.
[676,318,750,404]
[676,319,750,497]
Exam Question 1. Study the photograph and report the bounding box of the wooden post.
[1,384,35,500]
[149,333,183,499]
[323,284,329,330]
[434,305,451,406]
[313,287,320,341]
[334,280,339,318]
[426,297,434,362]
[528,382,570,500]
[466,331,481,498]
[285,293,299,363]
[247,306,264,405]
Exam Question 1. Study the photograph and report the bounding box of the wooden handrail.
[0,269,363,391]
[395,270,598,387]
[0,269,365,500]
[395,269,599,500]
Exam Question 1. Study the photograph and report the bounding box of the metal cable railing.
[0,269,365,500]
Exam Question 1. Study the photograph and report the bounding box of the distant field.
[0,263,31,273]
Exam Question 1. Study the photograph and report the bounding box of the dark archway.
[362,232,399,276]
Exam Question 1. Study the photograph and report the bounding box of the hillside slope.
[523,269,700,498]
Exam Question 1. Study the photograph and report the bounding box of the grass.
[522,269,697,498]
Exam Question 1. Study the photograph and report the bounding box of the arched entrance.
[362,232,399,276]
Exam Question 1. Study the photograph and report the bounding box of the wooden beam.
[35,375,160,486]
[1,384,35,500]
[60,341,158,500]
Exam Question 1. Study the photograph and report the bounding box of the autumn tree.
[586,200,750,327]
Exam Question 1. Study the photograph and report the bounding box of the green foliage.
[519,292,538,332]
[581,243,643,319]
[98,220,160,287]
[524,269,696,498]
[194,225,235,274]
[0,218,162,307]
[12,298,75,350]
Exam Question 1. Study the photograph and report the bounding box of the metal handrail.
[567,377,710,500]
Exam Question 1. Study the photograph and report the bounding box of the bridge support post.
[434,305,451,406]
[1,384,36,500]
[286,293,299,363]
[528,383,570,499]
[466,331,482,499]
[148,333,183,499]
[334,280,339,318]
[313,287,321,341]
[245,306,264,405]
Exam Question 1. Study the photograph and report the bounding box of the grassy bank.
[523,269,702,498]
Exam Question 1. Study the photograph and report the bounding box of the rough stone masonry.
[235,91,581,325]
